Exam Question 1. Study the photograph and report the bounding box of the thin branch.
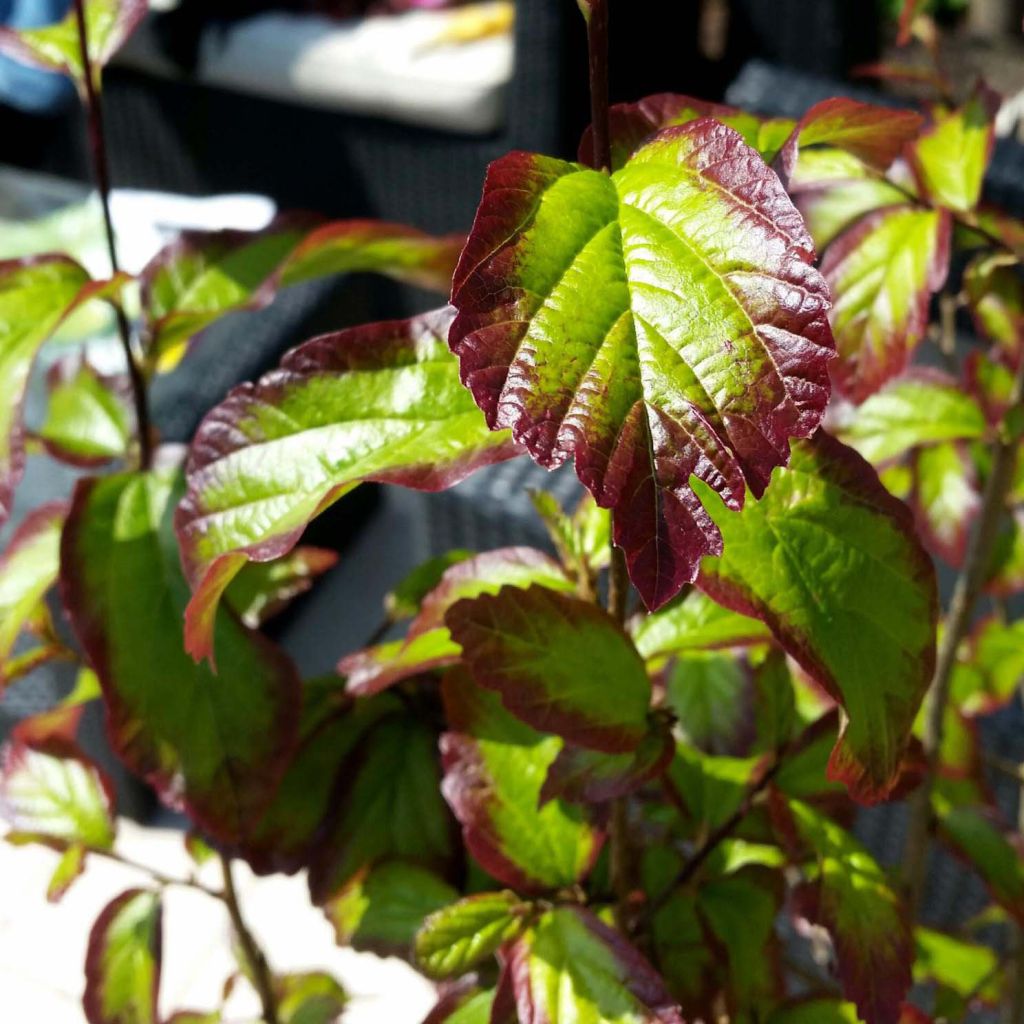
[220,854,279,1024]
[902,355,1024,912]
[72,0,152,469]
[85,845,223,899]
[583,0,612,171]
[642,753,785,922]
[608,545,629,625]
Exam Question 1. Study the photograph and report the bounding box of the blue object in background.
[0,0,75,113]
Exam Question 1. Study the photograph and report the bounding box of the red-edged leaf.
[0,500,67,680]
[0,737,116,850]
[505,905,685,1024]
[12,667,102,747]
[579,93,765,169]
[60,468,301,843]
[911,441,980,566]
[0,0,147,94]
[446,585,651,752]
[440,667,601,892]
[340,547,573,696]
[224,546,337,629]
[176,308,520,661]
[0,255,123,524]
[697,432,938,802]
[822,205,951,401]
[781,799,912,1024]
[964,252,1024,359]
[450,121,834,611]
[84,888,162,1024]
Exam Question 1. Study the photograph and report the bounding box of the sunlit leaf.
[276,971,347,1024]
[697,432,937,801]
[46,842,87,903]
[177,309,520,660]
[84,889,162,1024]
[451,121,833,610]
[914,927,1001,1005]
[964,252,1024,358]
[440,667,600,891]
[911,441,980,566]
[822,206,950,401]
[61,467,301,843]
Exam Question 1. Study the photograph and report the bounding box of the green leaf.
[239,683,399,875]
[697,432,937,801]
[909,88,997,213]
[633,589,770,663]
[934,798,1024,923]
[416,890,525,979]
[384,550,474,621]
[664,651,751,755]
[0,256,115,523]
[341,547,572,696]
[143,219,462,372]
[0,0,147,93]
[0,501,66,678]
[766,1000,860,1024]
[911,440,979,565]
[964,252,1024,356]
[422,986,500,1024]
[835,371,988,465]
[440,667,600,892]
[60,468,301,843]
[953,617,1024,715]
[324,861,458,955]
[914,927,1001,1003]
[177,309,519,661]
[276,972,347,1024]
[224,546,337,629]
[0,739,115,850]
[37,358,132,467]
[308,711,455,901]
[530,490,611,581]
[784,800,912,1024]
[447,585,651,752]
[822,206,950,400]
[668,744,759,832]
[10,666,102,747]
[451,121,834,611]
[83,889,162,1024]
[47,841,87,902]
[506,906,684,1023]
[795,168,910,250]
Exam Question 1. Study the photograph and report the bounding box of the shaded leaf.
[37,357,133,467]
[964,252,1024,358]
[224,546,338,629]
[177,309,520,660]
[450,121,834,611]
[506,905,684,1024]
[143,219,463,371]
[440,667,601,892]
[783,800,912,1024]
[276,971,347,1024]
[952,617,1024,715]
[0,739,115,850]
[834,370,987,465]
[341,547,572,696]
[60,468,301,843]
[0,0,147,93]
[421,986,499,1024]
[914,927,1001,1005]
[385,550,474,621]
[822,206,951,401]
[84,889,162,1024]
[697,432,937,801]
[447,585,651,752]
[909,88,998,213]
[665,650,752,755]
[308,711,455,902]
[0,256,119,524]
[0,501,66,679]
[11,666,102,747]
[911,440,980,565]
[324,861,457,956]
[416,890,525,979]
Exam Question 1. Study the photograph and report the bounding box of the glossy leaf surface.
[440,668,600,892]
[177,309,519,660]
[506,906,684,1024]
[823,206,950,401]
[0,0,147,92]
[61,468,301,842]
[451,121,834,610]
[697,432,937,801]
[416,890,524,979]
[447,585,651,752]
[84,889,162,1024]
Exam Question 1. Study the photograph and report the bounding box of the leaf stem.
[72,0,152,470]
[607,545,629,625]
[220,853,280,1024]
[902,354,1024,913]
[642,753,785,923]
[85,845,224,899]
[583,0,612,171]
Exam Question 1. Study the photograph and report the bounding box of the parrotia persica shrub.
[1,0,1023,1022]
